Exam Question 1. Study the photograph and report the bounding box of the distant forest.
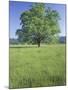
[10,36,66,45]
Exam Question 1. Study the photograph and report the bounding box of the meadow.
[9,44,66,88]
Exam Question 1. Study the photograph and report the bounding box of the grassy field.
[9,44,66,88]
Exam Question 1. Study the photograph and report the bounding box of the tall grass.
[9,44,66,88]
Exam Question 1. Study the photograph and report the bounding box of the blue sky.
[9,1,66,38]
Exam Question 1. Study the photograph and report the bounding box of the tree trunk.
[37,35,41,47]
[38,41,40,47]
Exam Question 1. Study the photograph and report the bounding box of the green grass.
[9,44,66,88]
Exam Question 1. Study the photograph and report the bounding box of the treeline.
[9,36,66,45]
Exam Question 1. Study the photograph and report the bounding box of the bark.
[37,40,40,47]
[38,42,40,47]
[36,34,41,47]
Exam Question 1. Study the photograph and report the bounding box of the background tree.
[16,29,23,43]
[16,3,60,47]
